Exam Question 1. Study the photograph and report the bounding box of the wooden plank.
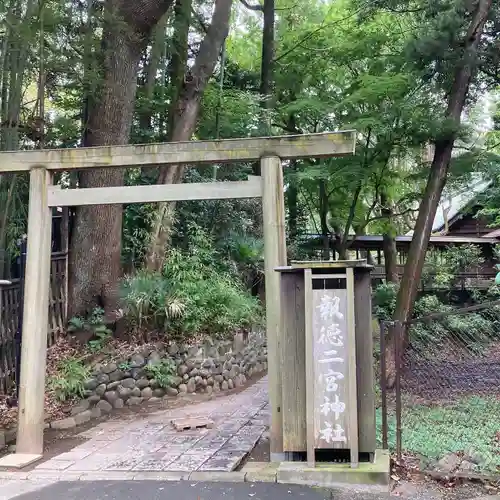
[262,155,287,460]
[0,131,356,173]
[354,268,376,454]
[346,267,359,468]
[47,177,263,207]
[311,286,350,451]
[16,168,53,455]
[304,269,315,467]
[171,417,214,431]
[280,272,306,452]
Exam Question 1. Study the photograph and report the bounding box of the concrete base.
[277,449,390,487]
[241,462,279,483]
[0,453,42,468]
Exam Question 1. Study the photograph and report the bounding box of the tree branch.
[239,0,262,11]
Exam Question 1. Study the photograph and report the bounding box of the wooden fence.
[0,252,67,393]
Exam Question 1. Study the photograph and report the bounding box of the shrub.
[121,225,262,339]
[144,359,176,388]
[47,357,90,401]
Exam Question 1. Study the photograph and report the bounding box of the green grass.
[376,396,500,473]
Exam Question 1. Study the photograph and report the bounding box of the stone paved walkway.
[35,377,269,475]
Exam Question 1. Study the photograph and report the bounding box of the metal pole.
[15,237,27,401]
[379,320,388,450]
[395,320,402,462]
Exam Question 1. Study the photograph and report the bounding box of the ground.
[0,374,497,499]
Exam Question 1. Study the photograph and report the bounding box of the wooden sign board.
[311,287,350,449]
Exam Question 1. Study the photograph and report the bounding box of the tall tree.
[385,0,494,386]
[69,0,176,317]
[146,0,233,271]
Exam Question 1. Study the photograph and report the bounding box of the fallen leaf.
[391,475,400,481]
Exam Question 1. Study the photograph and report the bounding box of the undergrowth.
[144,359,176,388]
[47,356,90,402]
[120,224,262,339]
[377,396,500,473]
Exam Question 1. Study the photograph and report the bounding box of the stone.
[199,369,210,378]
[83,390,93,397]
[194,375,202,385]
[207,347,219,358]
[51,417,76,430]
[96,373,110,385]
[233,376,242,388]
[207,377,214,386]
[178,384,187,394]
[108,370,125,382]
[95,383,107,396]
[228,379,234,390]
[74,410,92,425]
[213,381,221,393]
[240,374,247,385]
[458,460,476,472]
[84,378,98,391]
[214,375,224,383]
[436,453,461,473]
[202,359,214,369]
[131,387,141,397]
[101,363,117,374]
[141,387,153,399]
[185,360,196,371]
[120,378,136,389]
[136,378,149,389]
[149,379,160,389]
[212,365,223,376]
[71,400,90,415]
[223,361,232,371]
[130,354,146,368]
[206,386,213,396]
[166,387,178,397]
[96,400,112,413]
[126,397,143,406]
[221,381,229,391]
[149,397,162,403]
[130,368,145,380]
[88,395,101,405]
[117,386,132,400]
[222,370,230,380]
[90,407,101,419]
[104,391,119,404]
[107,381,121,390]
[187,379,196,393]
[229,366,238,379]
[183,374,189,381]
[113,398,124,409]
[148,351,161,365]
[168,343,179,355]
[170,376,183,387]
[188,346,200,357]
[189,368,199,377]
[201,378,208,387]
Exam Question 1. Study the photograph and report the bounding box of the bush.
[121,225,262,339]
[47,357,90,401]
[144,359,176,388]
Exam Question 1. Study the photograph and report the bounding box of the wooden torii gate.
[0,132,355,467]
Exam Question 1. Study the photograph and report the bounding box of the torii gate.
[0,131,355,467]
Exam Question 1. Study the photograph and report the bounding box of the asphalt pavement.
[9,481,391,500]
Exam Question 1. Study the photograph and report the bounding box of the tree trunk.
[145,0,233,271]
[319,179,330,260]
[166,0,192,139]
[68,0,175,318]
[380,190,399,283]
[385,0,493,387]
[139,13,169,135]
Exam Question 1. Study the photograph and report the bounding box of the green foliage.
[143,359,176,388]
[121,225,262,338]
[379,397,500,472]
[373,282,398,320]
[68,307,113,353]
[47,357,90,402]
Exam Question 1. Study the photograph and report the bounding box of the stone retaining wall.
[50,331,267,430]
